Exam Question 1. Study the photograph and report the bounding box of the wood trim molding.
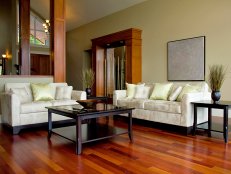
[91,28,142,96]
[19,0,30,75]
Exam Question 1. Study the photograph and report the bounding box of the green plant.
[208,65,227,91]
[82,69,95,88]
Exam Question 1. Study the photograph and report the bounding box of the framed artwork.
[167,36,205,81]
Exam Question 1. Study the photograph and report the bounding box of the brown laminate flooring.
[0,117,231,174]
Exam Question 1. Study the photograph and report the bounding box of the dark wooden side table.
[87,96,109,103]
[192,100,231,143]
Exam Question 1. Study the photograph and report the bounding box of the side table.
[192,100,231,143]
[87,96,112,104]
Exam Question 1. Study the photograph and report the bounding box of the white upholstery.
[51,99,77,106]
[113,82,211,127]
[144,100,181,114]
[0,83,87,129]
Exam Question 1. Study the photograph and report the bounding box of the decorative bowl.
[76,99,96,109]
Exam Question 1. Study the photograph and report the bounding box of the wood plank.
[0,118,231,173]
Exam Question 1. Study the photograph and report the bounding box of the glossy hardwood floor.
[0,118,231,174]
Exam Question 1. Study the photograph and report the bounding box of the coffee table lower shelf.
[52,123,128,144]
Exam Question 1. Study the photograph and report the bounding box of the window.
[30,12,49,46]
[17,10,50,47]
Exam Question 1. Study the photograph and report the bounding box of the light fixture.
[43,19,50,33]
[1,54,7,75]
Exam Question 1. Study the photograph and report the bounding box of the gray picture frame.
[167,36,205,81]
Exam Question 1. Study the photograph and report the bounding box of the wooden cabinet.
[91,28,142,96]
[31,54,51,75]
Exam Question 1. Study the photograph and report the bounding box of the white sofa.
[0,83,86,134]
[113,82,211,134]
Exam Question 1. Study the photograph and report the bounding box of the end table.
[192,100,231,143]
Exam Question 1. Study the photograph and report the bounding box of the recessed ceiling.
[30,0,147,31]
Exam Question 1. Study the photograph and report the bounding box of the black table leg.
[193,105,197,135]
[208,107,212,137]
[128,111,133,142]
[48,110,52,139]
[223,106,228,143]
[76,117,82,154]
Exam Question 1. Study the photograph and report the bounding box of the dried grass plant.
[82,69,95,88]
[208,65,226,91]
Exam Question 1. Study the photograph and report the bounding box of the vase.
[211,91,221,104]
[86,88,92,96]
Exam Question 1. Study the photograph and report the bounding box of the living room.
[0,0,231,173]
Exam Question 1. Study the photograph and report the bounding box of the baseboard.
[2,119,77,135]
[114,115,193,135]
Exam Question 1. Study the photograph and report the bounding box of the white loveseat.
[0,83,86,134]
[113,82,211,134]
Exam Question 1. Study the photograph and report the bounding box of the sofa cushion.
[55,86,73,100]
[10,87,32,103]
[134,86,151,99]
[144,100,181,114]
[31,83,54,101]
[150,83,173,100]
[49,83,68,99]
[177,84,201,101]
[51,99,77,106]
[5,83,33,102]
[168,86,182,101]
[117,98,147,109]
[126,83,136,98]
[21,101,52,114]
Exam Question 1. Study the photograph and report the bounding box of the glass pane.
[30,15,35,29]
[36,31,49,45]
[30,29,35,44]
[36,18,44,31]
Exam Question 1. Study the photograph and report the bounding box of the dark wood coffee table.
[46,103,134,155]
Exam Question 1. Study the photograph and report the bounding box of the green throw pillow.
[150,83,173,100]
[176,84,200,101]
[31,83,54,101]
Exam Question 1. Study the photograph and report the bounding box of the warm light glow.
[2,54,6,58]
[43,19,50,33]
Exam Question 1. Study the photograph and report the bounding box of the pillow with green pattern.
[176,84,200,101]
[31,83,54,101]
[150,83,173,100]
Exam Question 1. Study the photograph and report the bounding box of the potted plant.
[208,64,226,103]
[82,69,95,96]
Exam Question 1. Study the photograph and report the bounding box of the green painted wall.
[66,0,231,101]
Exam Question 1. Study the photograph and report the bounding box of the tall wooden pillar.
[50,0,66,82]
[19,0,30,75]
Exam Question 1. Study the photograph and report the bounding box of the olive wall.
[67,0,231,101]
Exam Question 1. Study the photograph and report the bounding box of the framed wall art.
[167,36,205,81]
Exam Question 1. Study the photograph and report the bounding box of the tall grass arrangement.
[82,69,95,88]
[208,65,226,91]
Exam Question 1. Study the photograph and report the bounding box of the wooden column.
[19,0,30,75]
[91,28,142,96]
[50,0,66,82]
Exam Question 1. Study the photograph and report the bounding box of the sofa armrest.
[71,90,87,100]
[113,90,126,105]
[0,92,21,126]
[180,92,208,127]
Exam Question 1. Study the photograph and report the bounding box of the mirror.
[0,0,51,75]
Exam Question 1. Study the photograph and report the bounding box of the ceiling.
[30,0,147,31]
